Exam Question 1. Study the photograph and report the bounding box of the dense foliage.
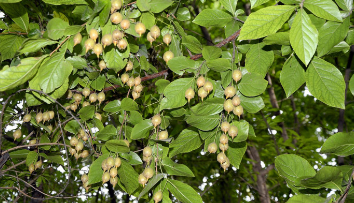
[0,0,354,202]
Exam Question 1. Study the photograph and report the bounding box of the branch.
[260,164,275,176]
[338,167,354,203]
[50,36,70,56]
[2,143,65,155]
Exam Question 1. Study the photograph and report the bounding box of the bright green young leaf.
[280,56,305,98]
[220,0,237,15]
[96,125,117,141]
[306,57,345,109]
[176,7,191,21]
[335,0,353,11]
[88,154,109,185]
[39,135,51,150]
[47,18,69,40]
[193,9,233,27]
[0,3,29,31]
[136,0,150,11]
[26,151,38,166]
[78,105,95,121]
[117,160,139,194]
[263,32,290,45]
[169,128,202,157]
[42,0,87,5]
[245,43,274,77]
[64,120,81,134]
[350,75,354,96]
[0,35,24,61]
[250,0,269,9]
[167,56,196,75]
[202,46,222,61]
[231,120,249,142]
[0,0,22,2]
[207,58,231,72]
[149,0,173,13]
[225,20,241,38]
[227,142,247,169]
[138,174,165,200]
[105,140,130,153]
[304,0,342,22]
[300,166,343,191]
[131,119,153,140]
[66,56,87,69]
[103,100,121,112]
[9,149,29,159]
[64,25,83,35]
[182,35,202,54]
[186,114,220,131]
[120,152,142,165]
[286,195,326,203]
[0,55,47,91]
[166,179,203,203]
[155,79,170,94]
[121,98,139,111]
[238,5,296,40]
[140,12,155,30]
[90,75,106,91]
[238,73,268,97]
[103,47,126,73]
[308,14,326,30]
[328,41,350,55]
[161,78,194,110]
[193,98,224,116]
[237,92,265,113]
[46,155,64,166]
[20,39,57,54]
[162,157,194,177]
[321,132,354,156]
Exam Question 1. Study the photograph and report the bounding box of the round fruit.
[135,22,146,36]
[203,81,213,93]
[69,148,76,156]
[111,0,122,13]
[73,33,82,46]
[29,139,37,145]
[36,112,43,123]
[134,76,141,86]
[48,111,54,120]
[113,30,124,41]
[85,38,95,53]
[78,129,84,138]
[134,84,143,93]
[110,176,118,188]
[97,92,105,104]
[42,112,49,122]
[110,167,118,178]
[163,51,174,63]
[143,155,152,163]
[221,157,230,171]
[220,122,230,134]
[67,90,73,99]
[232,96,241,107]
[82,133,89,142]
[153,190,163,203]
[82,87,90,98]
[89,29,99,41]
[111,12,123,24]
[13,129,21,140]
[81,150,89,158]
[120,19,130,30]
[224,86,236,99]
[35,160,42,170]
[132,91,140,100]
[207,142,217,153]
[150,25,160,39]
[102,172,110,183]
[158,131,168,140]
[102,34,113,48]
[232,69,242,83]
[117,38,128,50]
[143,146,152,157]
[127,77,135,88]
[74,93,82,103]
[219,134,229,145]
[217,152,227,164]
[233,105,243,118]
[29,164,35,174]
[121,73,130,84]
[75,141,84,152]
[81,174,88,183]
[95,113,102,121]
[126,61,133,71]
[151,115,161,128]
[89,93,98,103]
[197,76,205,88]
[138,174,147,186]
[224,99,234,114]
[114,157,121,168]
[106,157,115,169]
[143,167,154,179]
[99,60,107,71]
[70,137,78,146]
[219,143,229,152]
[163,34,172,45]
[93,43,103,58]
[102,159,108,171]
[185,88,195,102]
[228,125,238,139]
[147,32,155,44]
[70,103,78,112]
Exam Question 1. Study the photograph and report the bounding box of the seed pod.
[203,81,213,93]
[82,87,90,98]
[95,113,102,121]
[221,157,230,171]
[114,157,121,168]
[35,160,42,170]
[163,51,174,63]
[232,69,242,83]
[224,99,234,114]
[126,77,135,88]
[102,159,108,171]
[220,122,230,134]
[143,155,152,164]
[232,96,241,107]
[197,76,205,88]
[70,136,78,146]
[29,139,37,145]
[121,73,129,84]
[233,105,243,118]
[36,112,43,123]
[29,164,35,174]
[89,29,99,42]
[117,38,128,50]
[110,176,118,188]
[126,61,133,71]
[147,32,155,44]
[73,33,82,46]
[120,19,130,30]
[85,38,95,53]
[81,174,89,183]
[102,34,113,48]
[228,125,238,139]
[132,91,140,100]
[219,143,229,152]
[69,148,76,156]
[23,114,32,122]
[82,101,90,108]
[134,76,141,86]
[163,33,172,45]
[67,90,73,99]
[224,86,236,99]
[110,167,118,178]
[158,131,168,140]
[97,92,105,105]
[74,93,82,103]
[76,141,84,152]
[138,173,148,187]
[111,12,123,24]
[135,22,146,36]
[81,150,89,158]
[42,112,49,123]
[153,190,163,203]
[219,134,229,145]
[111,0,122,13]
[48,111,54,120]
[93,43,103,58]
[185,88,195,102]
[207,142,217,154]
[102,172,110,184]
[13,129,22,140]
[150,25,160,39]
[143,168,155,180]
[106,157,115,169]
[70,103,78,112]
[143,146,152,157]
[151,115,161,128]
[89,93,98,103]
[113,30,124,42]
[134,84,143,93]
[217,152,227,164]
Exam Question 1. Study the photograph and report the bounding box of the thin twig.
[50,36,70,56]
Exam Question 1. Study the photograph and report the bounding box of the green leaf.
[161,78,194,110]
[117,160,139,194]
[105,139,130,153]
[202,46,222,61]
[90,75,106,91]
[96,125,117,141]
[20,39,57,54]
[308,14,326,30]
[193,98,224,116]
[46,155,64,165]
[321,132,354,156]
[9,149,29,159]
[88,154,109,185]
[66,56,87,69]
[335,0,353,11]
[140,12,155,30]
[37,53,73,93]
[186,113,219,131]
[39,135,51,150]
[350,74,354,96]
[166,179,203,203]
[300,166,343,190]
[280,56,305,98]
[64,25,83,36]
[237,92,265,113]
[328,41,350,55]
[162,157,194,177]
[167,56,196,75]
[0,0,22,2]
[136,0,150,11]
[169,128,202,157]
[238,6,296,40]
[78,105,95,121]
[47,18,69,40]
[155,79,170,94]
[306,57,345,109]
[176,7,191,21]
[138,174,164,199]
[250,0,269,9]
[275,154,316,185]
[0,55,47,91]
[120,152,142,165]
[0,35,24,61]
[182,35,202,54]
[220,0,237,15]
[238,73,268,97]
[304,0,342,22]
[317,17,350,57]
[193,9,233,27]
[263,32,290,45]
[207,58,231,72]
[121,98,139,111]
[131,119,153,140]
[289,9,318,66]
[0,3,29,31]
[245,43,274,77]
[103,100,121,112]
[26,151,37,166]
[231,120,249,142]
[286,195,326,203]
[129,111,143,125]
[149,0,173,13]
[227,142,247,169]
[64,120,81,134]
[42,0,87,5]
